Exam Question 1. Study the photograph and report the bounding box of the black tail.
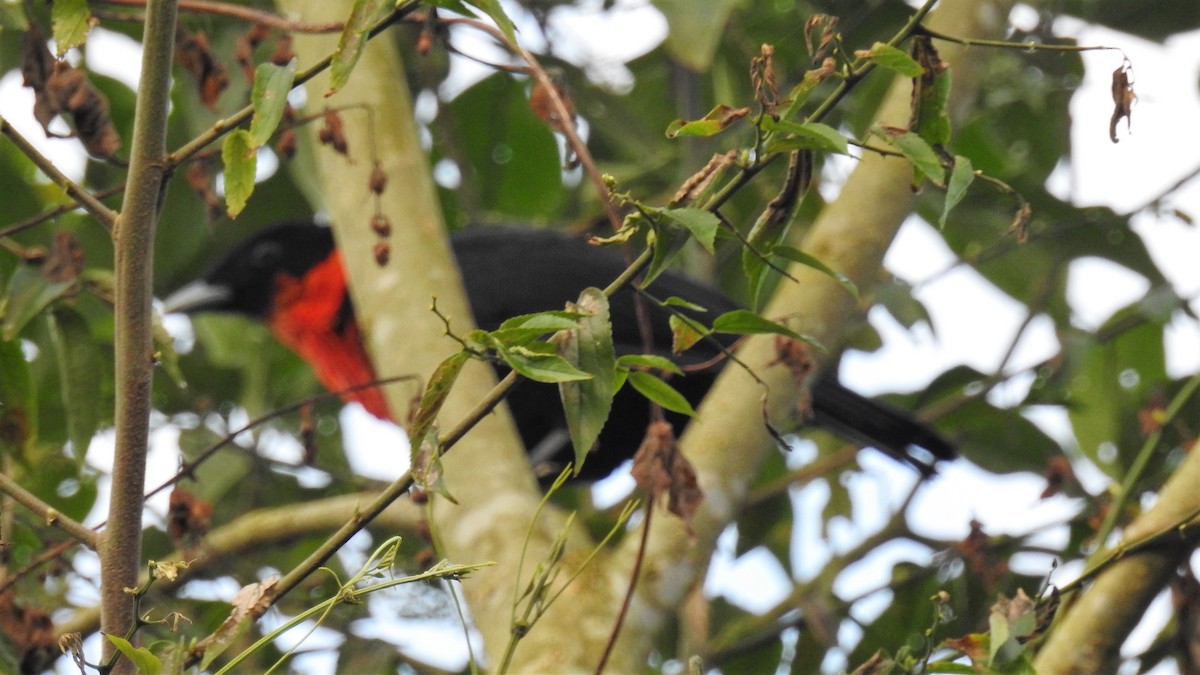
[809,372,954,476]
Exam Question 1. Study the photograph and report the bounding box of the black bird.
[164,222,956,479]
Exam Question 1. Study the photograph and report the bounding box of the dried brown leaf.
[168,486,213,553]
[21,28,122,160]
[176,28,229,109]
[631,419,703,527]
[751,44,779,115]
[1110,61,1135,143]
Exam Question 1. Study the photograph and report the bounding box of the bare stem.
[101,0,178,669]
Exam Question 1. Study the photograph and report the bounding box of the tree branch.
[101,0,178,668]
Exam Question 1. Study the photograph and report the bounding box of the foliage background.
[0,0,1198,672]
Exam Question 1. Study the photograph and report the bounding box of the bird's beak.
[160,280,232,315]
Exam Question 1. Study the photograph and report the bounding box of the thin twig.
[0,118,119,229]
[0,474,97,549]
[100,0,344,32]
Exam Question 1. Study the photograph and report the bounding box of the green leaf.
[616,354,684,376]
[2,263,74,341]
[557,288,616,473]
[0,338,34,458]
[665,104,751,139]
[495,311,586,338]
[221,129,257,218]
[498,343,592,383]
[410,351,469,453]
[859,42,924,77]
[248,63,296,146]
[939,155,975,227]
[762,120,849,155]
[712,310,824,350]
[871,125,946,187]
[106,635,161,675]
[328,0,393,95]
[660,207,720,252]
[662,297,707,312]
[627,371,695,416]
[771,245,859,299]
[51,0,92,55]
[47,309,100,453]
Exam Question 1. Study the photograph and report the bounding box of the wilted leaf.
[167,486,213,554]
[666,104,751,138]
[1109,61,1135,143]
[669,314,706,353]
[221,129,256,217]
[909,36,952,147]
[630,419,703,526]
[21,26,121,160]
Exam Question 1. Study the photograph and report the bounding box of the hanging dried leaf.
[167,487,213,554]
[803,14,838,64]
[750,43,778,115]
[175,27,229,109]
[235,24,271,82]
[1109,61,1135,143]
[21,26,121,160]
[630,419,703,528]
[270,32,295,66]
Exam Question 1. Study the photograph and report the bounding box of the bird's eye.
[250,241,283,270]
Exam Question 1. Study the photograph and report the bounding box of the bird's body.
[164,222,955,478]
